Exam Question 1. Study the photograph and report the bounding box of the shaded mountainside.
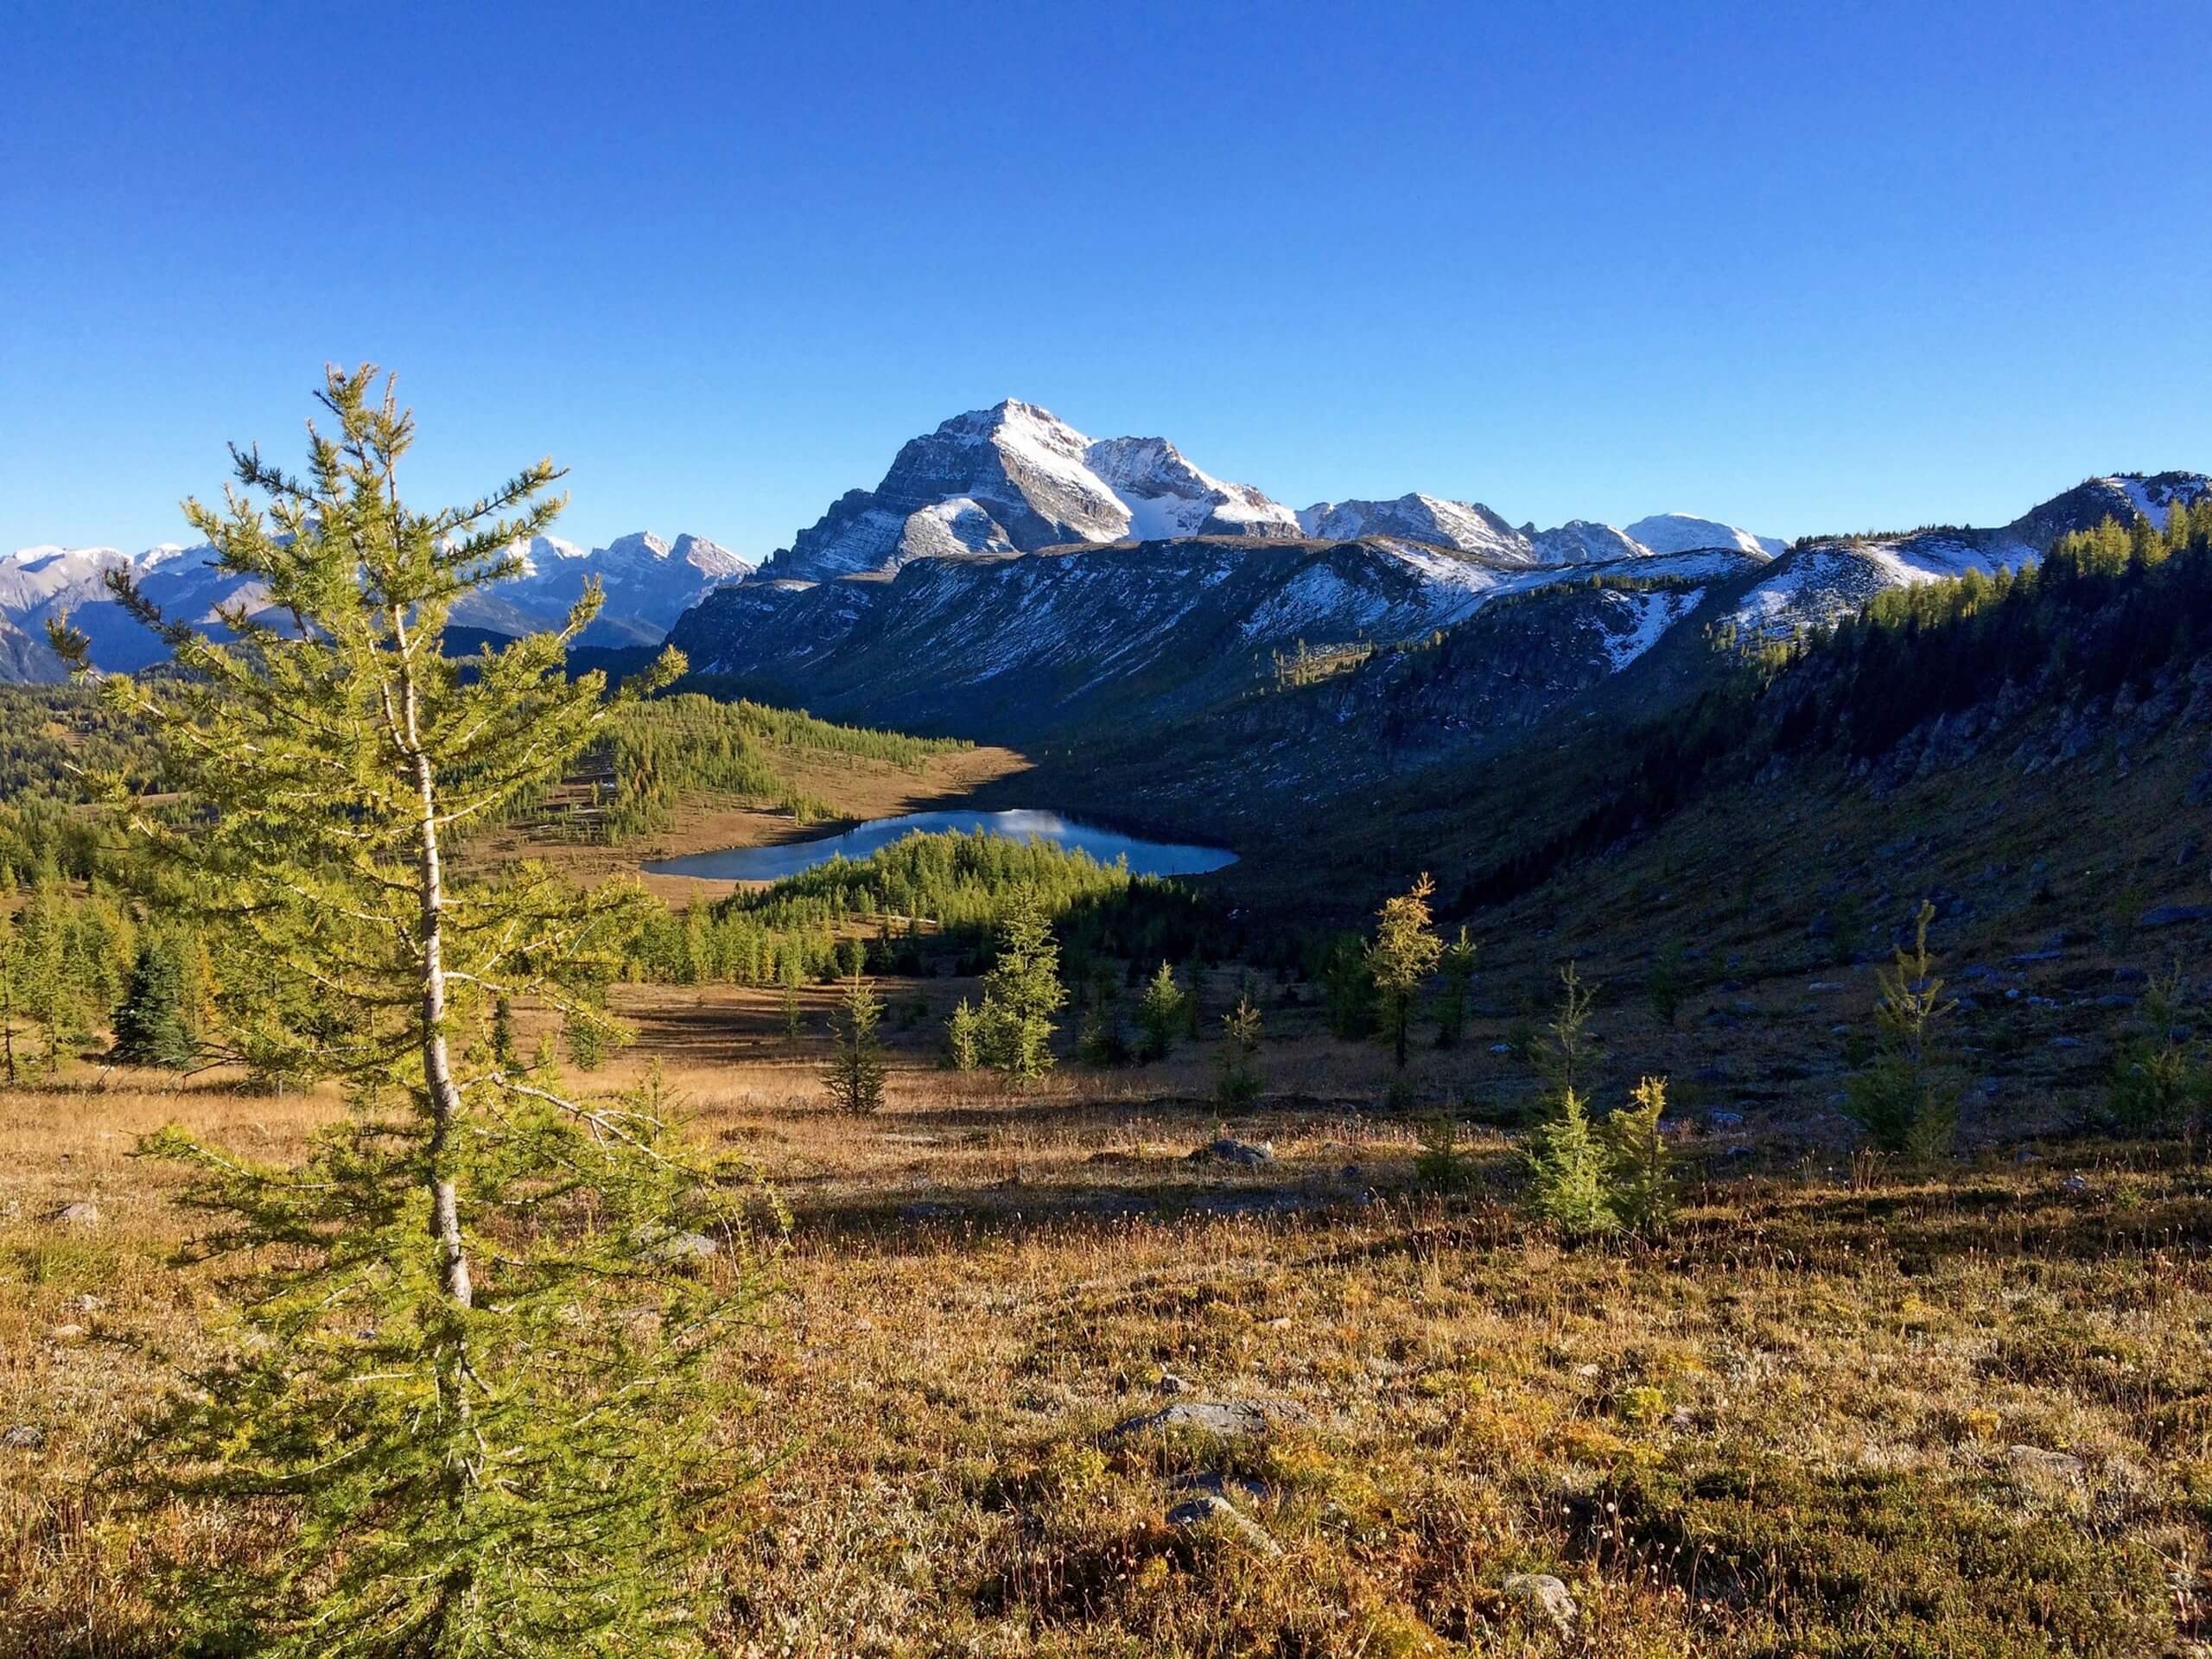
[1280,501,2212,929]
[671,535,1770,743]
[0,614,64,683]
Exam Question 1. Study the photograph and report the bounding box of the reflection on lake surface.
[641,808,1237,882]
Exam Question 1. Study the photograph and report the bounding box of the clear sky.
[6,0,2208,558]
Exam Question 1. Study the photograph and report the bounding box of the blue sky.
[6,0,2208,558]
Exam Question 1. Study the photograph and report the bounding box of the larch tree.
[53,365,776,1657]
[1367,873,1444,1069]
[978,887,1065,1084]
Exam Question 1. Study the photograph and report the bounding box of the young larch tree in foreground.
[1367,872,1443,1068]
[54,365,777,1657]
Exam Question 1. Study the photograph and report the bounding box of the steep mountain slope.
[0,615,65,683]
[1,529,750,668]
[753,400,1301,583]
[671,532,1772,742]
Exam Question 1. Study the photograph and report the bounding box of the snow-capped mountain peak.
[753,400,1302,582]
[1624,513,1785,559]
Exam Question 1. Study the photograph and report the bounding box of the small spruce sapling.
[1434,926,1478,1050]
[1415,1098,1475,1192]
[2108,962,2209,1152]
[1216,995,1264,1107]
[1077,966,1131,1066]
[822,969,888,1114]
[979,889,1065,1084]
[945,996,983,1071]
[1844,900,1959,1160]
[1602,1076,1675,1236]
[1646,942,1688,1030]
[110,934,195,1069]
[1135,960,1186,1061]
[1525,1087,1618,1237]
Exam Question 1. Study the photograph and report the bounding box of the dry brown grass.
[6,969,2212,1656]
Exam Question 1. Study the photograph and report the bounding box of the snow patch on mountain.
[2106,472,2210,530]
[1599,587,1705,671]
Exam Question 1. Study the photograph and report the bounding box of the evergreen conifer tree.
[945,995,982,1072]
[111,935,194,1068]
[1601,1076,1675,1236]
[823,969,888,1114]
[53,365,772,1656]
[1135,960,1185,1061]
[1216,995,1264,1107]
[1844,900,1959,1160]
[1525,1087,1618,1237]
[1434,926,1478,1049]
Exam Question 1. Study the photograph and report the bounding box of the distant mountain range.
[0,530,750,677]
[749,399,1784,584]
[660,400,2206,746]
[9,397,2203,715]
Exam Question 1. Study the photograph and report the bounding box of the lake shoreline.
[642,807,1238,884]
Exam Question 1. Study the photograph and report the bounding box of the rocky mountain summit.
[752,400,1303,583]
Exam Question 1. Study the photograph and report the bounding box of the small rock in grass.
[1166,1491,1283,1557]
[1707,1109,1745,1129]
[1107,1400,1292,1443]
[1190,1138,1274,1167]
[1173,1469,1275,1505]
[645,1230,719,1263]
[1157,1370,1189,1395]
[1503,1572,1578,1638]
[1,1424,46,1451]
[48,1324,87,1344]
[2062,1173,2091,1193]
[50,1202,99,1229]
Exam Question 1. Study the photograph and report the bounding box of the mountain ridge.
[0,527,752,671]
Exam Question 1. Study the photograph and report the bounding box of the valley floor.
[6,981,2209,1656]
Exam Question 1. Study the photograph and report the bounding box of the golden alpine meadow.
[3,365,2212,1656]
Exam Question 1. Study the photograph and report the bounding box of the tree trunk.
[398,624,474,1310]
